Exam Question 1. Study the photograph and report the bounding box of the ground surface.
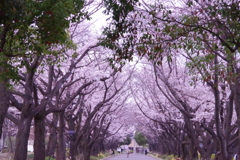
[0,153,14,160]
[105,153,161,160]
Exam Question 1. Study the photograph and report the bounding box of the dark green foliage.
[134,131,147,146]
[101,0,139,68]
[120,134,132,145]
[0,0,85,82]
[101,0,240,83]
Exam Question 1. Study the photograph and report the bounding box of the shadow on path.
[104,153,161,160]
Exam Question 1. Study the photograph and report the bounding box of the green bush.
[45,156,55,160]
[211,154,215,160]
[150,152,162,158]
[157,154,162,158]
[159,154,177,160]
[90,156,99,160]
[161,154,168,159]
[98,152,105,158]
[166,155,175,160]
[152,153,161,158]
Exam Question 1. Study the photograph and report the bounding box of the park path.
[104,153,161,160]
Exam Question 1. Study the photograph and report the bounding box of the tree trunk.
[70,140,76,160]
[14,117,33,160]
[34,110,46,160]
[0,81,9,139]
[83,146,91,160]
[67,115,76,160]
[46,113,58,158]
[56,112,66,160]
[234,79,240,159]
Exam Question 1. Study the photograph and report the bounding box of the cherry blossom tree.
[129,57,218,159]
[102,0,240,159]
[3,0,240,160]
[0,0,88,143]
[2,1,104,160]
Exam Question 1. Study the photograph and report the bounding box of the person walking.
[111,149,115,156]
[127,149,130,158]
[145,149,148,155]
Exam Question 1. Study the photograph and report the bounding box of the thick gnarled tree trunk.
[14,117,32,160]
[83,145,91,160]
[34,109,46,160]
[0,81,9,139]
[56,112,66,160]
[46,113,58,158]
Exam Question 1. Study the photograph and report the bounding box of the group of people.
[110,149,148,158]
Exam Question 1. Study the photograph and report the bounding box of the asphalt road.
[105,153,161,160]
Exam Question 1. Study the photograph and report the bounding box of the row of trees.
[0,0,137,160]
[103,0,240,159]
[1,0,240,160]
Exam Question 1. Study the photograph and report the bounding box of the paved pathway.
[104,153,161,160]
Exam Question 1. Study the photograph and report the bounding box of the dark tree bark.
[83,143,92,160]
[213,55,231,160]
[0,81,9,139]
[56,112,66,160]
[34,109,46,160]
[13,55,40,160]
[14,117,33,160]
[46,113,58,157]
[67,115,77,160]
[0,10,10,138]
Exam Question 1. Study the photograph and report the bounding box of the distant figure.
[145,149,148,155]
[112,149,115,156]
[127,149,130,158]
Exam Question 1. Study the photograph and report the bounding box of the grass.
[0,151,111,160]
[149,152,182,160]
[90,152,111,160]
[0,153,55,160]
[0,153,14,160]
